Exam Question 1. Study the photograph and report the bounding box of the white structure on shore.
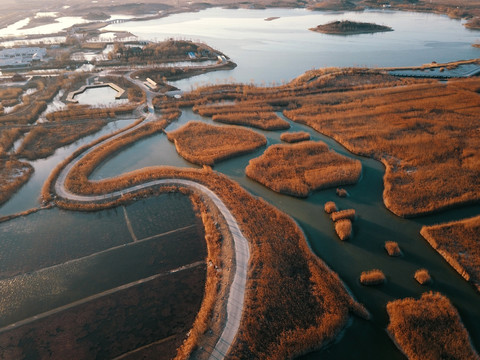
[0,47,46,67]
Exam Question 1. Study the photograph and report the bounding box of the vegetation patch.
[284,76,480,216]
[385,241,402,257]
[336,188,348,197]
[16,120,108,160]
[324,201,338,214]
[414,269,432,285]
[0,158,33,206]
[310,20,393,35]
[280,131,311,143]
[331,209,356,222]
[420,215,480,292]
[167,121,267,166]
[246,141,361,197]
[386,292,478,360]
[360,269,386,285]
[334,219,353,241]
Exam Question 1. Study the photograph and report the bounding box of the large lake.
[106,8,480,86]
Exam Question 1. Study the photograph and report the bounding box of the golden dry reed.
[334,219,353,241]
[385,241,402,257]
[166,121,266,166]
[360,269,386,285]
[331,209,356,222]
[420,215,480,292]
[246,141,361,197]
[414,269,432,285]
[280,131,311,143]
[387,292,478,360]
[324,201,338,214]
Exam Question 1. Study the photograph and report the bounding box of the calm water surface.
[107,8,480,85]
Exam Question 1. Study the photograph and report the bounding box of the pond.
[73,85,129,107]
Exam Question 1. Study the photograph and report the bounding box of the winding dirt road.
[52,102,249,359]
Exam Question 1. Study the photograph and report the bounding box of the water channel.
[0,7,479,359]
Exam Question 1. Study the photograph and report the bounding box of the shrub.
[334,219,352,241]
[360,269,386,285]
[385,241,402,257]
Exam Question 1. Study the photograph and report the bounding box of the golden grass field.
[0,158,33,205]
[385,241,402,257]
[246,141,362,197]
[420,215,480,292]
[166,121,266,166]
[386,292,479,360]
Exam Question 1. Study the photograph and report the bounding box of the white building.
[0,47,47,67]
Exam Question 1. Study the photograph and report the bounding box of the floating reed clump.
[336,188,348,197]
[334,219,353,241]
[414,269,432,285]
[360,269,386,285]
[331,209,356,222]
[387,292,479,360]
[324,201,338,214]
[280,131,311,143]
[385,241,402,257]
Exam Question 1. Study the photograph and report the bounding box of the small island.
[310,20,393,35]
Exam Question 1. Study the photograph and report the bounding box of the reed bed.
[246,141,361,197]
[414,269,432,285]
[331,209,356,222]
[420,215,480,292]
[386,292,478,360]
[212,112,290,130]
[280,131,311,143]
[334,219,353,241]
[324,201,337,214]
[17,120,108,160]
[283,77,480,217]
[385,241,402,257]
[359,269,386,285]
[0,158,33,205]
[166,121,266,166]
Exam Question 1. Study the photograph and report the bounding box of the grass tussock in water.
[280,131,311,143]
[324,201,338,214]
[386,292,479,360]
[331,209,356,222]
[360,269,386,285]
[414,269,432,285]
[167,121,266,166]
[0,158,33,206]
[334,219,353,241]
[245,141,361,197]
[385,241,402,257]
[420,215,480,292]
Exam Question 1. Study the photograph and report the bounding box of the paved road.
[53,108,249,359]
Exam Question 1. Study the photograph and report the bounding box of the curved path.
[52,105,249,359]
